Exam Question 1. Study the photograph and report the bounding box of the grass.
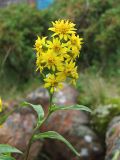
[76,70,120,108]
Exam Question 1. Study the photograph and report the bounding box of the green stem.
[23,128,37,160]
[49,92,54,112]
[24,91,54,160]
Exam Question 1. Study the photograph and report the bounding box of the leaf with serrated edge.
[33,131,80,156]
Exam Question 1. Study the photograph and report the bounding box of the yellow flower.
[49,20,76,40]
[57,61,78,84]
[43,50,63,71]
[70,47,80,59]
[64,34,83,60]
[36,52,46,72]
[47,38,67,55]
[0,97,2,113]
[68,34,83,50]
[44,74,63,93]
[34,36,46,53]
[34,19,83,92]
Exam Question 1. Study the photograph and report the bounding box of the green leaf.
[0,144,22,154]
[33,131,80,157]
[51,104,91,113]
[22,102,44,126]
[0,155,15,160]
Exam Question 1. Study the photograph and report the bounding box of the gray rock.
[0,109,43,160]
[105,116,120,160]
[54,83,79,106]
[26,87,49,113]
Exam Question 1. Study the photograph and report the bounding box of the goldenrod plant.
[35,20,83,91]
[0,20,91,160]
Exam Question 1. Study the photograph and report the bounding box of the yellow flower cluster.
[34,20,83,93]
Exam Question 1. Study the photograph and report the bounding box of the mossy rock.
[91,104,120,137]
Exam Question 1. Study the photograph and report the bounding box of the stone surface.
[26,87,49,113]
[0,84,105,160]
[26,84,79,113]
[105,116,120,160]
[54,83,79,106]
[26,83,78,108]
[0,108,43,160]
[0,87,49,160]
[41,110,103,160]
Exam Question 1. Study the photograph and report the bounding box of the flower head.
[43,50,63,71]
[49,20,76,40]
[34,36,46,53]
[36,52,45,72]
[34,19,83,93]
[47,38,67,55]
[44,74,63,93]
[68,34,83,51]
[57,61,78,85]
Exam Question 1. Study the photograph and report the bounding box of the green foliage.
[76,1,120,74]
[0,144,22,154]
[33,131,80,157]
[0,155,16,160]
[76,72,108,107]
[22,102,44,127]
[0,144,22,160]
[0,4,53,82]
[76,71,120,107]
[21,102,90,157]
[105,97,120,106]
[51,104,91,113]
[0,0,120,90]
[91,104,120,136]
[51,0,120,75]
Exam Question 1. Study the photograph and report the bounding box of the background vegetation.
[0,0,120,106]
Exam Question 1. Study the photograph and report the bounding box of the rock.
[26,87,49,113]
[0,84,104,160]
[105,116,120,160]
[0,94,49,159]
[91,104,120,137]
[54,83,79,106]
[0,108,43,160]
[41,110,103,160]
[26,83,78,108]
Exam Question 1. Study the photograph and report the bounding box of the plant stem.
[23,92,53,160]
[49,92,53,111]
